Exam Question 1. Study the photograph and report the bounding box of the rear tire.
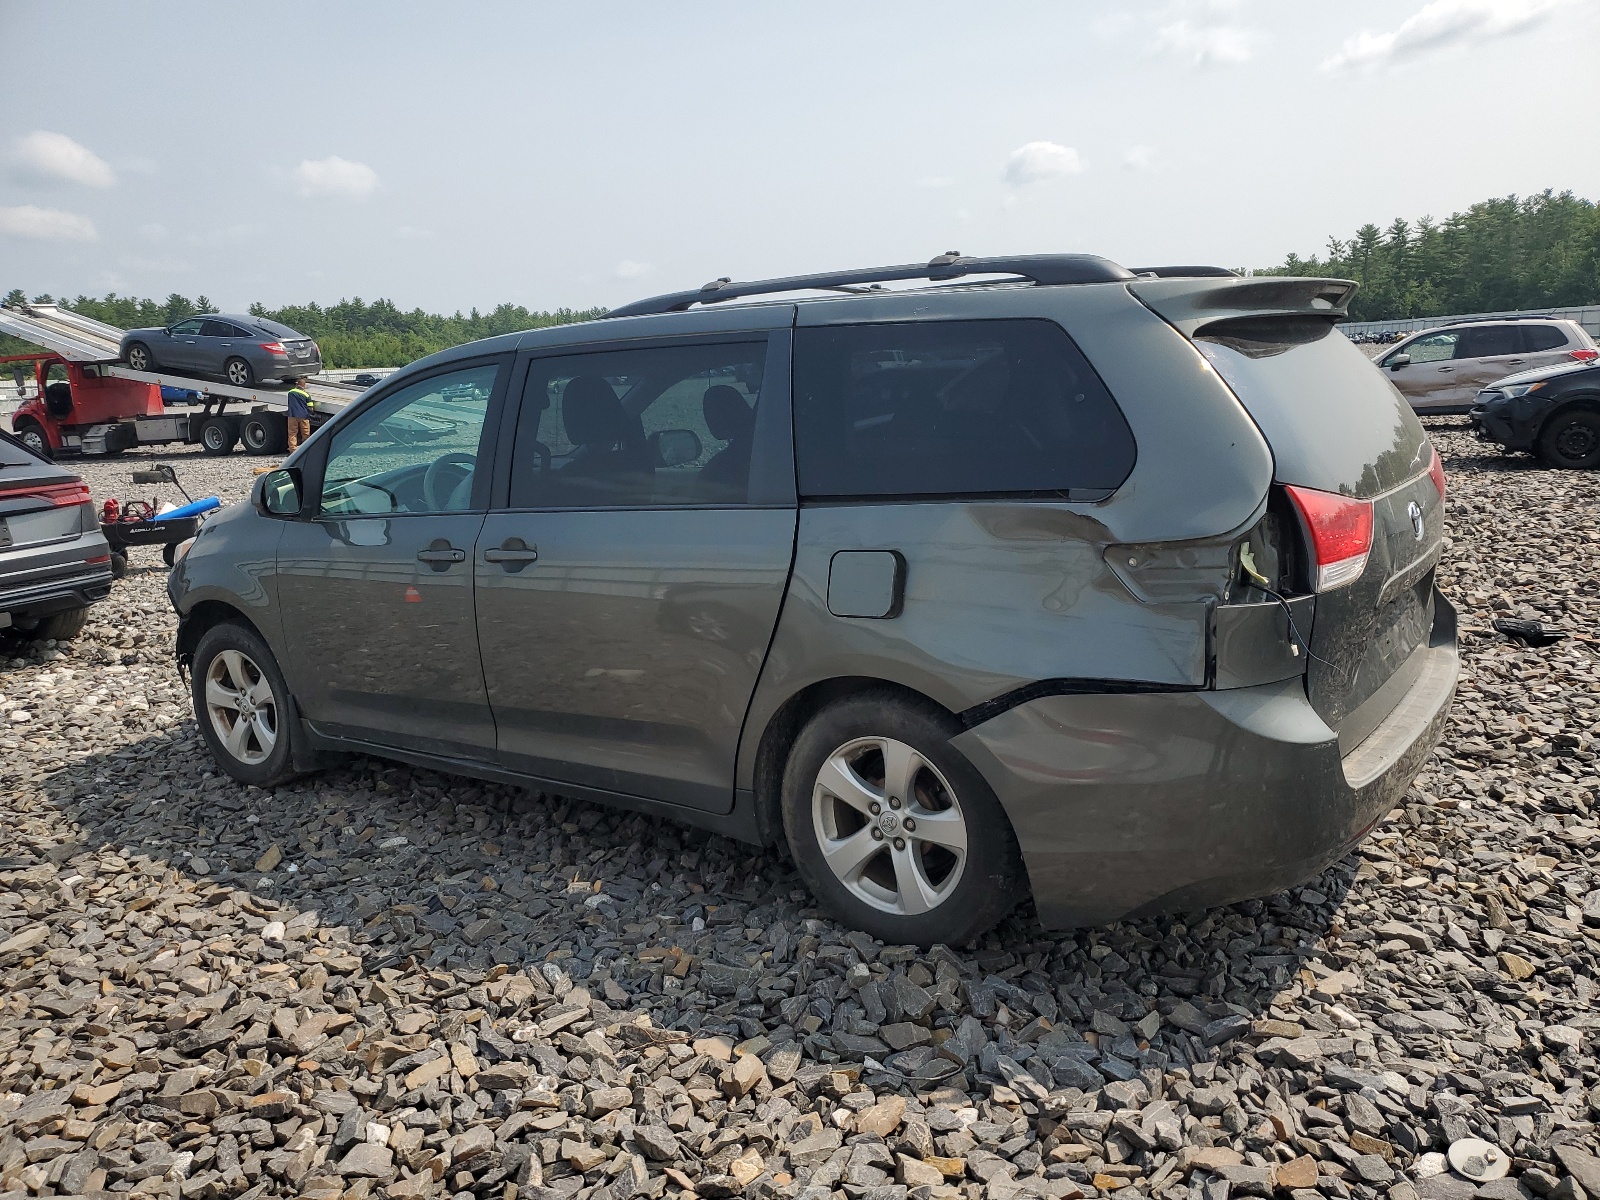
[224,357,255,387]
[190,622,300,788]
[1536,407,1600,470]
[125,342,154,373]
[781,690,1027,946]
[198,417,238,456]
[12,419,51,460]
[23,606,90,641]
[240,415,286,455]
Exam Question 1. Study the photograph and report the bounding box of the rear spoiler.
[1129,276,1358,337]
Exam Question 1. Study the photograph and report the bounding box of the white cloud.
[291,155,379,199]
[1321,0,1571,71]
[1123,145,1155,171]
[13,131,115,187]
[613,260,653,280]
[138,222,167,243]
[916,176,955,189]
[1153,19,1260,65]
[396,225,433,240]
[1003,142,1085,188]
[0,205,97,241]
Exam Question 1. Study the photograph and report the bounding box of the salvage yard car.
[1471,356,1600,469]
[168,253,1458,944]
[1376,317,1597,415]
[120,313,323,387]
[0,427,112,640]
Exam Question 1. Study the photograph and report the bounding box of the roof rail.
[1129,265,1239,279]
[603,252,1135,319]
[1438,313,1554,326]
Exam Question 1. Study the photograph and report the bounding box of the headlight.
[171,537,196,565]
[1501,382,1546,398]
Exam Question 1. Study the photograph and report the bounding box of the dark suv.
[1,428,113,639]
[169,254,1457,944]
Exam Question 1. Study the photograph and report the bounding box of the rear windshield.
[254,318,299,338]
[1195,317,1427,498]
[793,318,1135,499]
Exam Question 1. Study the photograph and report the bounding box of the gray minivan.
[169,254,1457,945]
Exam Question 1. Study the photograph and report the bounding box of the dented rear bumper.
[952,591,1457,928]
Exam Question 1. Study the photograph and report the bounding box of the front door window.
[320,364,497,515]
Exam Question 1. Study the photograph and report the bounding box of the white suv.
[1377,318,1598,414]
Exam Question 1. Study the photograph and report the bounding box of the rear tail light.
[1427,444,1447,499]
[1286,484,1374,592]
[0,480,92,508]
[1571,348,1598,363]
[259,342,286,354]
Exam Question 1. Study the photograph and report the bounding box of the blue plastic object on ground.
[153,496,222,521]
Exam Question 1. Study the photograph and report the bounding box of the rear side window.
[793,319,1134,499]
[199,320,235,337]
[1524,325,1569,352]
[1455,325,1519,358]
[509,341,768,509]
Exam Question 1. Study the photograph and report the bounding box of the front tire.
[13,419,51,460]
[1537,407,1600,470]
[224,357,255,387]
[781,691,1026,945]
[190,622,299,788]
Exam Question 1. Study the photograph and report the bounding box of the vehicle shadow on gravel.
[32,720,1353,1064]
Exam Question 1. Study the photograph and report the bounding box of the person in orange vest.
[285,381,312,452]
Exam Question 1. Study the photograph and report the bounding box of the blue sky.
[3,0,1598,313]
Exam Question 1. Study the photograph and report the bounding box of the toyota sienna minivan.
[169,254,1457,945]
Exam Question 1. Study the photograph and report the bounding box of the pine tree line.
[1259,190,1600,322]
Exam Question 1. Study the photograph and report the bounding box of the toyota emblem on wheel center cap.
[878,811,900,835]
[1408,500,1425,540]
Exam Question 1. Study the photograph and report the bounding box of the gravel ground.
[4,430,1600,1200]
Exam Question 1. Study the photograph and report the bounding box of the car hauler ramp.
[0,302,358,411]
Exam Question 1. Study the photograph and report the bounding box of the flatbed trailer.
[0,302,360,458]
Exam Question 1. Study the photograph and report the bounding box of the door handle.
[483,538,538,570]
[417,540,465,569]
[1506,358,1524,364]
[1437,366,1454,372]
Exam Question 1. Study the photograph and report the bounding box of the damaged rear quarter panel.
[736,283,1275,791]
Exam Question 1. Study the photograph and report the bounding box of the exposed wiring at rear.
[1238,543,1335,669]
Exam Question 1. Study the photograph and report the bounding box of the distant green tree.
[1261,190,1600,321]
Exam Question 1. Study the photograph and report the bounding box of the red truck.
[1,303,351,459]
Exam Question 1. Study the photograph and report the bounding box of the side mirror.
[649,428,703,468]
[253,467,303,518]
[1388,353,1411,370]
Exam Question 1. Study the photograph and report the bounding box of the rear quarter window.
[1524,325,1571,352]
[793,318,1135,499]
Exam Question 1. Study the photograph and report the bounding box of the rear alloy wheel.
[191,622,299,787]
[198,417,238,456]
[224,357,255,387]
[782,692,1026,945]
[1537,408,1600,470]
[13,419,51,459]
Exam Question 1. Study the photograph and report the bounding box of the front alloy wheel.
[205,648,278,765]
[812,736,968,916]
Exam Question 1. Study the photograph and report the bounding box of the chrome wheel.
[811,735,968,916]
[226,358,253,386]
[205,649,278,765]
[17,426,47,457]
